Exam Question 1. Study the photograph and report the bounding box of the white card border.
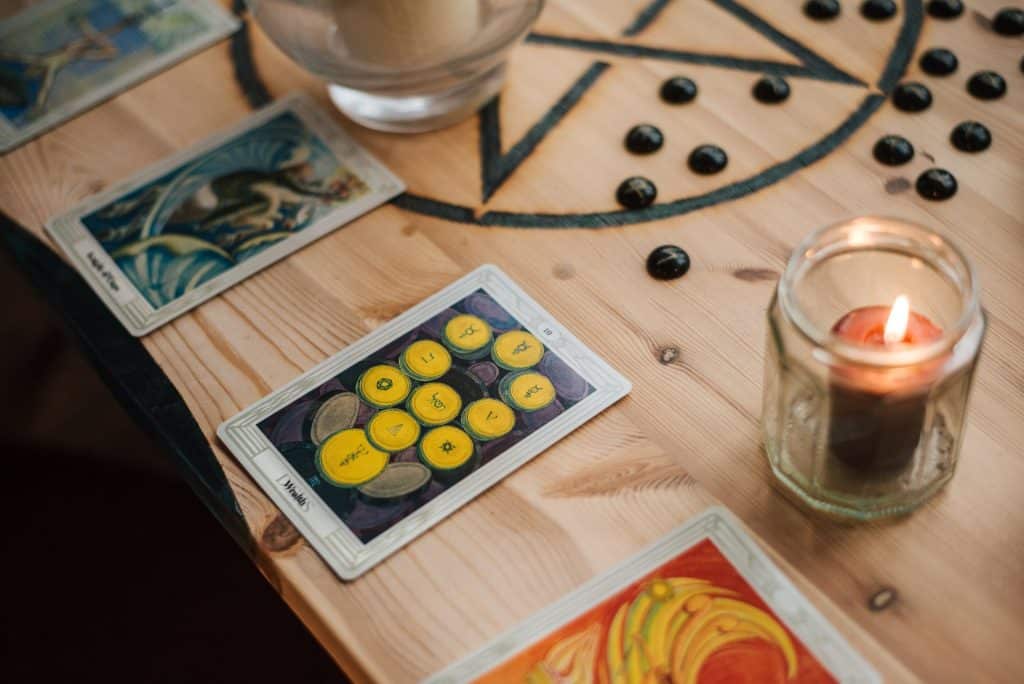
[217,264,632,580]
[425,506,880,683]
[45,92,405,336]
[0,0,241,152]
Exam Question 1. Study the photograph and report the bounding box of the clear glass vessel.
[248,0,544,132]
[762,217,986,520]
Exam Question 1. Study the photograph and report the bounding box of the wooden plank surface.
[2,0,1023,681]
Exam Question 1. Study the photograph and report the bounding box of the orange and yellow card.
[428,508,878,684]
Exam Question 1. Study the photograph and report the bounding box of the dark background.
[0,247,344,682]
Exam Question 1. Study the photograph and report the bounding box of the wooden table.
[2,0,1022,681]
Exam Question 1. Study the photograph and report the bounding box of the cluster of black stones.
[625,2,1017,273]
[867,5,1017,200]
[619,69,794,212]
[802,0,900,21]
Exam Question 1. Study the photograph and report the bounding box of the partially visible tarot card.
[46,93,405,335]
[218,265,632,580]
[0,0,240,151]
[427,507,880,684]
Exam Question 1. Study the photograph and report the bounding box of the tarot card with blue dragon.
[46,94,405,335]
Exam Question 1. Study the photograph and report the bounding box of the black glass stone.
[660,77,698,104]
[753,75,790,103]
[993,8,1024,35]
[624,124,664,154]
[687,145,728,174]
[616,176,657,209]
[916,168,958,200]
[926,0,964,19]
[861,0,897,20]
[967,70,1007,100]
[892,82,932,111]
[951,121,992,152]
[804,0,841,20]
[646,245,691,280]
[873,135,914,165]
[919,48,959,76]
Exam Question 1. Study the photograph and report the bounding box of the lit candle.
[827,295,944,473]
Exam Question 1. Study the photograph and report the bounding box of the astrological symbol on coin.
[376,377,394,391]
[429,392,446,409]
[440,440,456,453]
[512,341,531,354]
[460,324,477,338]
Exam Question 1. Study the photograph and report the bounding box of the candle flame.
[883,295,910,344]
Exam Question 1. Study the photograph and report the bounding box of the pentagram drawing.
[231,0,925,228]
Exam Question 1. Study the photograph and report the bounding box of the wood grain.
[2,1,1022,681]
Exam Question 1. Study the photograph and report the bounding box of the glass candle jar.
[248,0,545,132]
[762,217,986,520]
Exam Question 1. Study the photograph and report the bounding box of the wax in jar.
[827,299,943,474]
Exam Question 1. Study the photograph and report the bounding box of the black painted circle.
[993,8,1024,35]
[951,121,992,152]
[616,176,658,209]
[873,135,915,165]
[229,0,927,227]
[753,75,791,103]
[893,82,933,111]
[660,77,698,104]
[926,0,964,19]
[625,124,664,154]
[862,0,898,20]
[919,48,959,76]
[646,245,691,280]
[687,145,729,174]
[804,0,841,20]
[967,70,1007,100]
[916,168,958,200]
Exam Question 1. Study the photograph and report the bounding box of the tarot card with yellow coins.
[218,265,630,580]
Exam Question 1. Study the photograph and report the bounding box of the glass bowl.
[248,0,545,132]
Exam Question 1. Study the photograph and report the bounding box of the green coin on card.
[357,462,432,504]
[309,392,360,445]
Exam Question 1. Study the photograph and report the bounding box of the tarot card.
[46,93,405,335]
[427,507,880,684]
[218,265,631,580]
[0,0,240,152]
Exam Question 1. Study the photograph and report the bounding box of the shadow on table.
[0,244,345,682]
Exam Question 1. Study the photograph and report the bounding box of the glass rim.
[278,0,547,80]
[778,216,982,367]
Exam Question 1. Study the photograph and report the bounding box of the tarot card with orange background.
[427,508,878,684]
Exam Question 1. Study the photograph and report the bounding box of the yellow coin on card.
[366,409,421,452]
[317,428,389,487]
[443,314,492,354]
[400,339,452,381]
[357,364,411,408]
[501,371,556,412]
[419,425,476,471]
[461,398,515,441]
[408,382,462,426]
[491,330,544,370]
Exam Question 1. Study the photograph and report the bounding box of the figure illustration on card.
[80,111,367,308]
[0,1,208,125]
